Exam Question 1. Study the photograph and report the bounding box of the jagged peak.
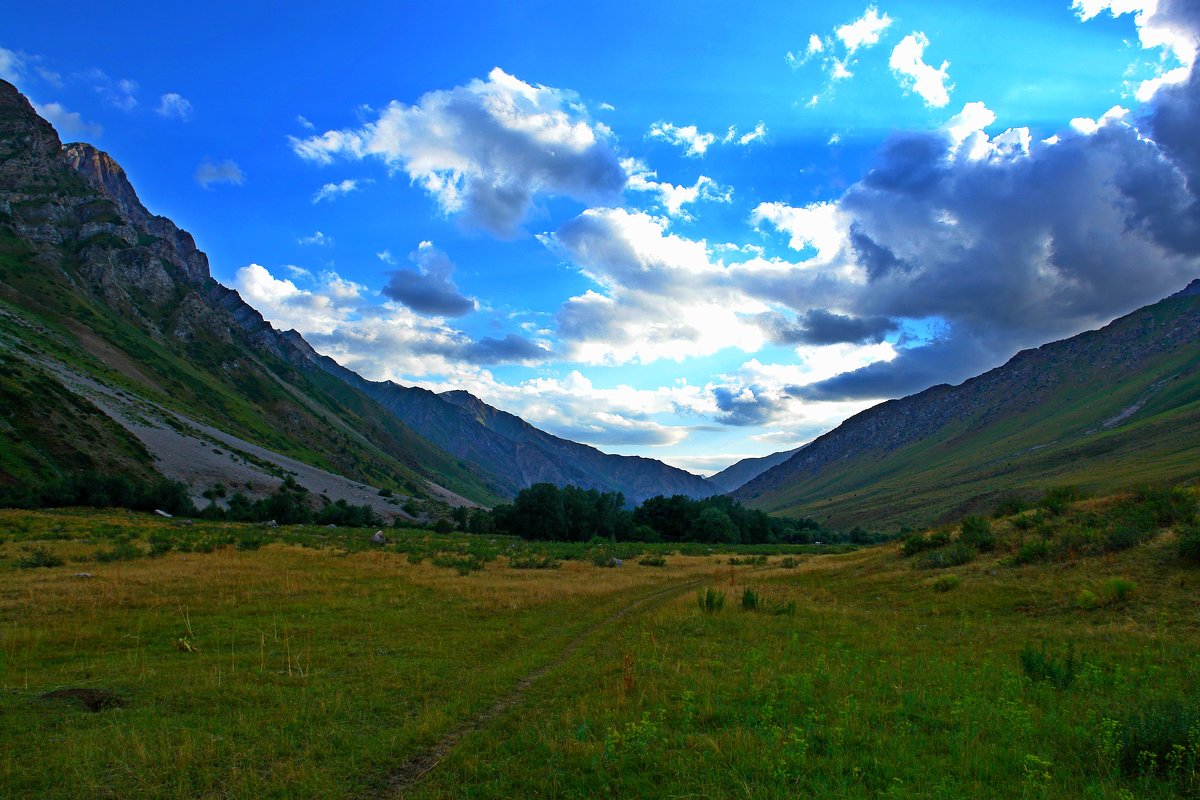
[1172,277,1200,299]
[62,142,151,223]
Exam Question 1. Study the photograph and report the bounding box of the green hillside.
[736,286,1200,531]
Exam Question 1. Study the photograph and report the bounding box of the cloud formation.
[156,92,192,120]
[194,159,244,188]
[623,159,732,219]
[312,178,369,203]
[647,121,769,157]
[381,241,476,317]
[790,5,894,88]
[889,33,952,107]
[290,68,625,236]
[33,101,102,138]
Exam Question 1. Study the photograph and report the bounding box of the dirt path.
[364,576,705,799]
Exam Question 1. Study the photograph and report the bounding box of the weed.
[993,494,1030,518]
[1040,486,1086,516]
[697,587,725,613]
[1008,538,1050,566]
[1179,525,1200,564]
[509,554,560,569]
[931,574,961,592]
[1106,699,1200,783]
[235,534,265,551]
[17,545,63,568]
[768,599,797,616]
[431,554,483,575]
[779,556,799,569]
[1019,642,1077,689]
[901,530,950,557]
[741,588,760,611]
[919,543,974,569]
[95,541,143,562]
[961,516,995,552]
[637,554,667,567]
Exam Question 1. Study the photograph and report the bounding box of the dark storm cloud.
[712,384,784,427]
[759,309,898,346]
[381,244,475,317]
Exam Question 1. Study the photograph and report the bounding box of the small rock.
[264,519,278,528]
[371,531,387,545]
[154,509,173,518]
[72,572,93,579]
[325,524,336,529]
[608,557,623,567]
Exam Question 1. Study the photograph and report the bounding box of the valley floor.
[2,509,1199,798]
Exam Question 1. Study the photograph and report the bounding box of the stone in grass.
[372,531,387,545]
[608,557,623,567]
[154,509,173,518]
[39,688,126,712]
[72,572,93,579]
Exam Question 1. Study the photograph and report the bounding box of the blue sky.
[4,0,1199,474]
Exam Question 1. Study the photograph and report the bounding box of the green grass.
[3,494,1200,798]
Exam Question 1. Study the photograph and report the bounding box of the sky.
[3,0,1200,475]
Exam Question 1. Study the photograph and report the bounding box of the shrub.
[931,574,961,592]
[1130,485,1199,528]
[1099,577,1135,605]
[1019,642,1077,689]
[1040,485,1086,516]
[1103,519,1152,552]
[697,587,725,613]
[901,530,950,557]
[740,588,760,611]
[18,546,63,569]
[1105,699,1200,781]
[769,599,797,616]
[509,554,560,569]
[919,543,974,569]
[638,554,667,567]
[1178,525,1200,564]
[431,554,483,575]
[148,535,173,558]
[95,542,143,562]
[960,516,995,552]
[1008,538,1049,566]
[235,534,265,551]
[779,556,800,569]
[993,494,1029,518]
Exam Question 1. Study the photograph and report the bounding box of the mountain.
[0,79,499,513]
[0,79,714,511]
[705,447,804,493]
[315,358,718,505]
[735,282,1200,530]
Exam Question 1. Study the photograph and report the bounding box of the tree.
[690,507,740,543]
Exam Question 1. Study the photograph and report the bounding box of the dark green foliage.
[17,545,62,568]
[432,518,454,534]
[95,542,143,562]
[147,535,173,558]
[1019,642,1077,689]
[431,553,484,575]
[508,553,560,569]
[696,587,725,613]
[992,494,1029,518]
[900,530,950,557]
[779,556,800,568]
[492,483,630,542]
[1127,485,1199,528]
[637,554,666,567]
[1109,699,1200,781]
[1178,525,1200,564]
[1008,538,1050,565]
[919,543,974,569]
[235,534,265,551]
[931,574,961,592]
[1039,485,1087,516]
[0,472,195,515]
[740,588,760,611]
[960,515,995,551]
[690,507,739,543]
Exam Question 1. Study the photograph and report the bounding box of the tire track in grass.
[364,576,707,799]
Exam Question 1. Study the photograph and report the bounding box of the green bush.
[1108,699,1200,781]
[1178,525,1200,564]
[17,545,63,568]
[900,530,950,557]
[95,542,143,562]
[1008,538,1049,566]
[779,556,800,569]
[992,494,1029,518]
[1019,642,1077,689]
[509,554,560,569]
[638,554,667,567]
[697,587,725,613]
[1129,485,1198,528]
[931,574,961,592]
[960,516,995,552]
[235,534,265,551]
[919,543,974,569]
[740,588,760,611]
[1040,486,1086,516]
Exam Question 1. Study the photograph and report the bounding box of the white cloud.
[0,48,23,83]
[296,115,315,130]
[290,67,625,235]
[194,159,244,188]
[1075,0,1198,100]
[298,230,332,246]
[889,33,952,107]
[377,249,396,264]
[648,121,716,157]
[836,6,894,54]
[33,102,102,138]
[623,159,731,219]
[156,92,193,120]
[751,201,848,262]
[724,121,768,145]
[312,178,369,203]
[234,264,364,335]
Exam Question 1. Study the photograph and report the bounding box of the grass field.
[3,499,1200,798]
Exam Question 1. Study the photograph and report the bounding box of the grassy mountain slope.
[735,284,1200,530]
[705,446,803,493]
[0,79,498,507]
[317,358,717,504]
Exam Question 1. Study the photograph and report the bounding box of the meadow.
[2,491,1199,799]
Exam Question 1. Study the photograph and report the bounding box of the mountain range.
[2,76,1197,529]
[0,79,715,513]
